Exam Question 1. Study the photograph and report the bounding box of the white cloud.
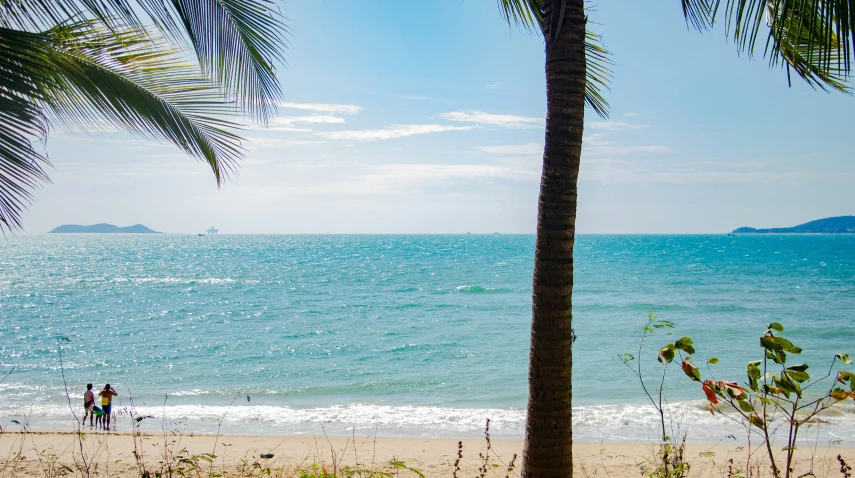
[582,168,855,185]
[350,164,540,186]
[441,111,543,129]
[243,137,325,149]
[477,141,670,157]
[586,144,674,155]
[586,121,648,131]
[279,102,363,115]
[477,143,543,156]
[317,124,474,141]
[267,115,344,133]
[276,115,346,125]
[365,163,533,181]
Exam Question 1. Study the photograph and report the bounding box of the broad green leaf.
[831,388,848,401]
[838,371,855,392]
[768,322,784,332]
[773,376,794,399]
[760,336,778,351]
[748,414,765,428]
[836,354,852,365]
[747,362,762,380]
[776,336,796,352]
[737,399,754,413]
[787,364,809,372]
[659,345,676,363]
[708,358,719,365]
[675,337,695,354]
[747,361,761,391]
[786,369,810,383]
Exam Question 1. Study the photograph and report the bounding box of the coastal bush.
[618,313,698,478]
[702,322,855,478]
[621,316,855,478]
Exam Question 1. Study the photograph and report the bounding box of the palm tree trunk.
[520,0,586,476]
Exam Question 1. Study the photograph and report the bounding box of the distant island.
[49,223,161,234]
[732,216,855,234]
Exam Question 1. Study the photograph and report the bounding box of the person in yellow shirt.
[98,384,118,431]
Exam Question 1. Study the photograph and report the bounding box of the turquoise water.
[1,234,853,442]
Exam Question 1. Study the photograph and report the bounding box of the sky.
[21,1,855,234]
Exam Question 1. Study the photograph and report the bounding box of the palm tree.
[497,0,851,476]
[0,0,287,231]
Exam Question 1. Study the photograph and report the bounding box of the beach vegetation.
[495,0,853,474]
[702,322,855,478]
[619,313,706,478]
[620,316,855,478]
[0,0,287,232]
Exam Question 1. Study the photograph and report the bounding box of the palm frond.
[497,0,612,117]
[682,0,719,30]
[0,0,142,36]
[0,91,51,231]
[585,27,613,119]
[1,0,288,122]
[167,0,288,123]
[681,0,853,91]
[765,0,850,91]
[497,0,545,33]
[46,22,244,180]
[0,22,245,231]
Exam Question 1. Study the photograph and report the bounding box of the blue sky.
[24,1,854,234]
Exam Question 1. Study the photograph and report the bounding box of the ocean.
[1,234,853,444]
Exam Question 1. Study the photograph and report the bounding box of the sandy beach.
[1,430,853,477]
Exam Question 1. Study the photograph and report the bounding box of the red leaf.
[730,386,747,400]
[702,382,718,404]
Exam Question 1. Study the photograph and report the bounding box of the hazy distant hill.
[49,223,161,233]
[732,216,855,234]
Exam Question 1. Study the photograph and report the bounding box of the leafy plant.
[619,313,699,478]
[701,322,855,478]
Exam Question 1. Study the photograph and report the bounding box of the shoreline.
[2,430,854,477]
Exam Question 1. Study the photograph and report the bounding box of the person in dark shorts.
[98,384,118,430]
[83,383,95,426]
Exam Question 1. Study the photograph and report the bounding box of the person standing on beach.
[98,384,118,430]
[83,384,95,426]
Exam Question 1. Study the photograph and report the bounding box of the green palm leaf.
[682,0,853,92]
[1,0,288,121]
[0,92,51,231]
[585,27,613,118]
[166,0,287,122]
[0,21,245,231]
[497,0,612,118]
